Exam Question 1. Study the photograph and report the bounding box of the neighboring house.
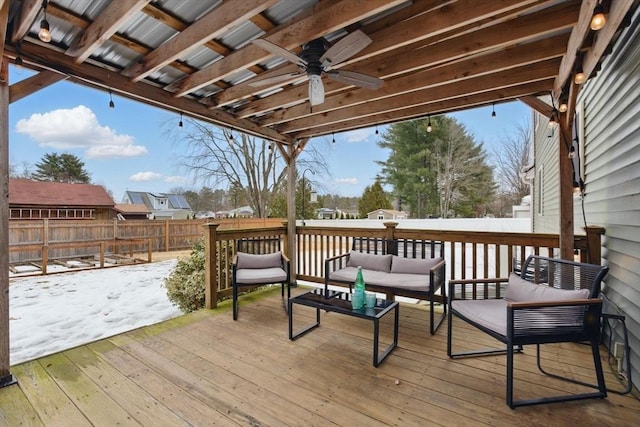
[8,179,115,220]
[367,209,408,220]
[121,191,193,220]
[113,203,151,220]
[226,205,254,218]
[317,208,336,219]
[531,10,639,391]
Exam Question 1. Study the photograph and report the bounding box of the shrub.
[164,238,206,312]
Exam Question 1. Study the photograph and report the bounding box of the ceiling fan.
[251,30,383,106]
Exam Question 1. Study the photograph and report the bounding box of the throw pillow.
[504,273,590,302]
[236,251,282,269]
[347,251,393,272]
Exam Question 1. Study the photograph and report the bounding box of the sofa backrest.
[351,237,443,259]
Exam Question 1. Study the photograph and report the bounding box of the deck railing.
[203,222,603,308]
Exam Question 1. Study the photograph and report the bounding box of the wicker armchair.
[447,255,608,408]
[232,237,290,320]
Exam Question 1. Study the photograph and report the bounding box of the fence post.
[204,223,219,309]
[383,221,398,253]
[584,226,605,265]
[99,242,105,268]
[165,220,170,252]
[42,219,49,274]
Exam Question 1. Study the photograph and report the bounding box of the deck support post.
[558,111,574,261]
[204,223,219,309]
[0,53,16,387]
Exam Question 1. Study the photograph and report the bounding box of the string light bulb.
[178,112,183,128]
[426,116,432,133]
[332,132,335,144]
[568,145,576,159]
[574,64,586,84]
[558,93,568,113]
[548,108,559,128]
[491,103,496,118]
[108,90,115,109]
[375,126,379,135]
[38,1,52,43]
[590,4,607,31]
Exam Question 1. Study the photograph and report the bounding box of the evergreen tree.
[32,153,91,183]
[358,181,392,218]
[377,116,495,218]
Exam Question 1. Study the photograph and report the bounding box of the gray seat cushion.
[236,267,287,285]
[347,251,393,272]
[451,299,508,336]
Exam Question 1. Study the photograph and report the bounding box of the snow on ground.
[9,260,182,365]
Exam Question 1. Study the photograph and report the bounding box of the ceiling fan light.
[308,74,324,106]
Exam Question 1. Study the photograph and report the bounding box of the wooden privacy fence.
[203,222,604,307]
[9,217,285,265]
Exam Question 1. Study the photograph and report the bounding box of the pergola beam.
[9,70,67,103]
[5,43,293,144]
[293,80,553,138]
[66,0,151,63]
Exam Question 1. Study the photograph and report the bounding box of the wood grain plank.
[63,345,190,426]
[9,361,91,426]
[38,352,142,425]
[0,380,43,426]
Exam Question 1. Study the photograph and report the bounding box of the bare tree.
[172,119,328,218]
[492,122,531,207]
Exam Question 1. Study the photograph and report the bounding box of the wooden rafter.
[122,0,278,82]
[67,0,151,63]
[9,70,67,103]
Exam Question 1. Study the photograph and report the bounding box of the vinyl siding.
[534,7,640,391]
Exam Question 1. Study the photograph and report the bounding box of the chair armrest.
[281,253,290,275]
[324,252,351,274]
[448,277,509,302]
[429,259,446,296]
[508,298,603,340]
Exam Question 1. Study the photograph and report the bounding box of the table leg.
[289,302,321,340]
[373,304,399,367]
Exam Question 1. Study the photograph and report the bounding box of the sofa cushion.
[390,256,443,274]
[347,251,392,272]
[236,251,282,269]
[236,267,287,285]
[504,273,590,302]
[329,267,388,286]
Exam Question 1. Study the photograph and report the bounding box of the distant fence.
[9,218,285,264]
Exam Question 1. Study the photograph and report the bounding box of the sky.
[8,64,532,200]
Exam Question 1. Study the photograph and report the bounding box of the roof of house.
[113,204,151,215]
[368,209,407,216]
[9,179,115,207]
[123,191,192,210]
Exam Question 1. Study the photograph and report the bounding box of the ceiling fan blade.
[252,39,307,67]
[248,72,304,87]
[326,70,383,90]
[320,30,372,68]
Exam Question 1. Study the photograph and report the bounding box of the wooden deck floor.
[2,286,639,426]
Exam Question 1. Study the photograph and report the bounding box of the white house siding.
[532,108,561,234]
[533,8,640,391]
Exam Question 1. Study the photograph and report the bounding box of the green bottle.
[353,266,366,309]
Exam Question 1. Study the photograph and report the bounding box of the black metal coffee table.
[288,288,399,367]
